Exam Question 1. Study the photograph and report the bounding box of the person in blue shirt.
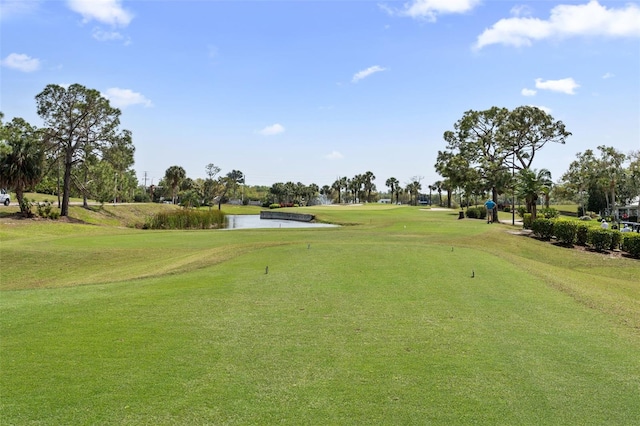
[484,199,497,224]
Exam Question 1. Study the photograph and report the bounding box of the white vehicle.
[0,189,10,206]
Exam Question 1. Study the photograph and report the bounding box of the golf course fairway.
[1,205,639,424]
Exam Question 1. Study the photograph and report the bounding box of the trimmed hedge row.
[530,218,640,258]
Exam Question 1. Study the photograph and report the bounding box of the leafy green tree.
[0,116,44,214]
[204,163,221,209]
[443,107,510,205]
[180,189,200,208]
[305,183,319,206]
[561,149,597,216]
[164,165,186,204]
[596,145,626,218]
[443,106,570,208]
[624,151,640,214]
[36,83,131,216]
[217,170,244,210]
[503,105,571,170]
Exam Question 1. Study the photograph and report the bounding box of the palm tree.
[349,175,364,203]
[0,117,44,215]
[339,177,348,202]
[516,168,552,219]
[270,182,285,203]
[434,181,443,206]
[332,178,342,204]
[442,178,454,208]
[164,165,186,204]
[428,184,436,206]
[385,177,399,203]
[284,181,296,203]
[363,171,376,202]
[406,180,422,206]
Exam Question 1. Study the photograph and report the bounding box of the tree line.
[1,84,637,219]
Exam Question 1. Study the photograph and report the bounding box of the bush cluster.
[269,203,300,209]
[523,213,533,230]
[465,207,487,219]
[144,209,225,230]
[36,200,60,219]
[529,218,639,258]
[622,234,640,257]
[531,218,554,240]
[576,223,590,246]
[538,207,559,219]
[553,220,578,245]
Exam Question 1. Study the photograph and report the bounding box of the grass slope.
[1,205,639,424]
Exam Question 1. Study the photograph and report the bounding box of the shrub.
[610,230,622,251]
[539,207,559,219]
[36,200,60,219]
[576,223,590,246]
[269,203,280,209]
[622,233,640,258]
[523,213,533,230]
[516,206,527,218]
[589,229,612,252]
[134,193,150,202]
[554,220,577,245]
[531,218,554,240]
[18,197,34,217]
[465,207,486,219]
[503,206,511,213]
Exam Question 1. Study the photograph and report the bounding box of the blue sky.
[1,0,639,189]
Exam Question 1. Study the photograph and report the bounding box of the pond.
[224,215,338,230]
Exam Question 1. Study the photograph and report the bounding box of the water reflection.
[224,215,338,230]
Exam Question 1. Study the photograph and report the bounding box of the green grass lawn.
[1,204,639,424]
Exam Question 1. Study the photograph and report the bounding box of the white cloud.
[103,88,153,108]
[521,88,537,97]
[510,5,533,18]
[386,0,480,21]
[602,72,614,79]
[257,123,285,136]
[92,27,125,42]
[352,65,386,83]
[475,0,640,49]
[325,151,344,160]
[535,77,580,95]
[1,53,40,72]
[0,0,39,20]
[67,0,133,26]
